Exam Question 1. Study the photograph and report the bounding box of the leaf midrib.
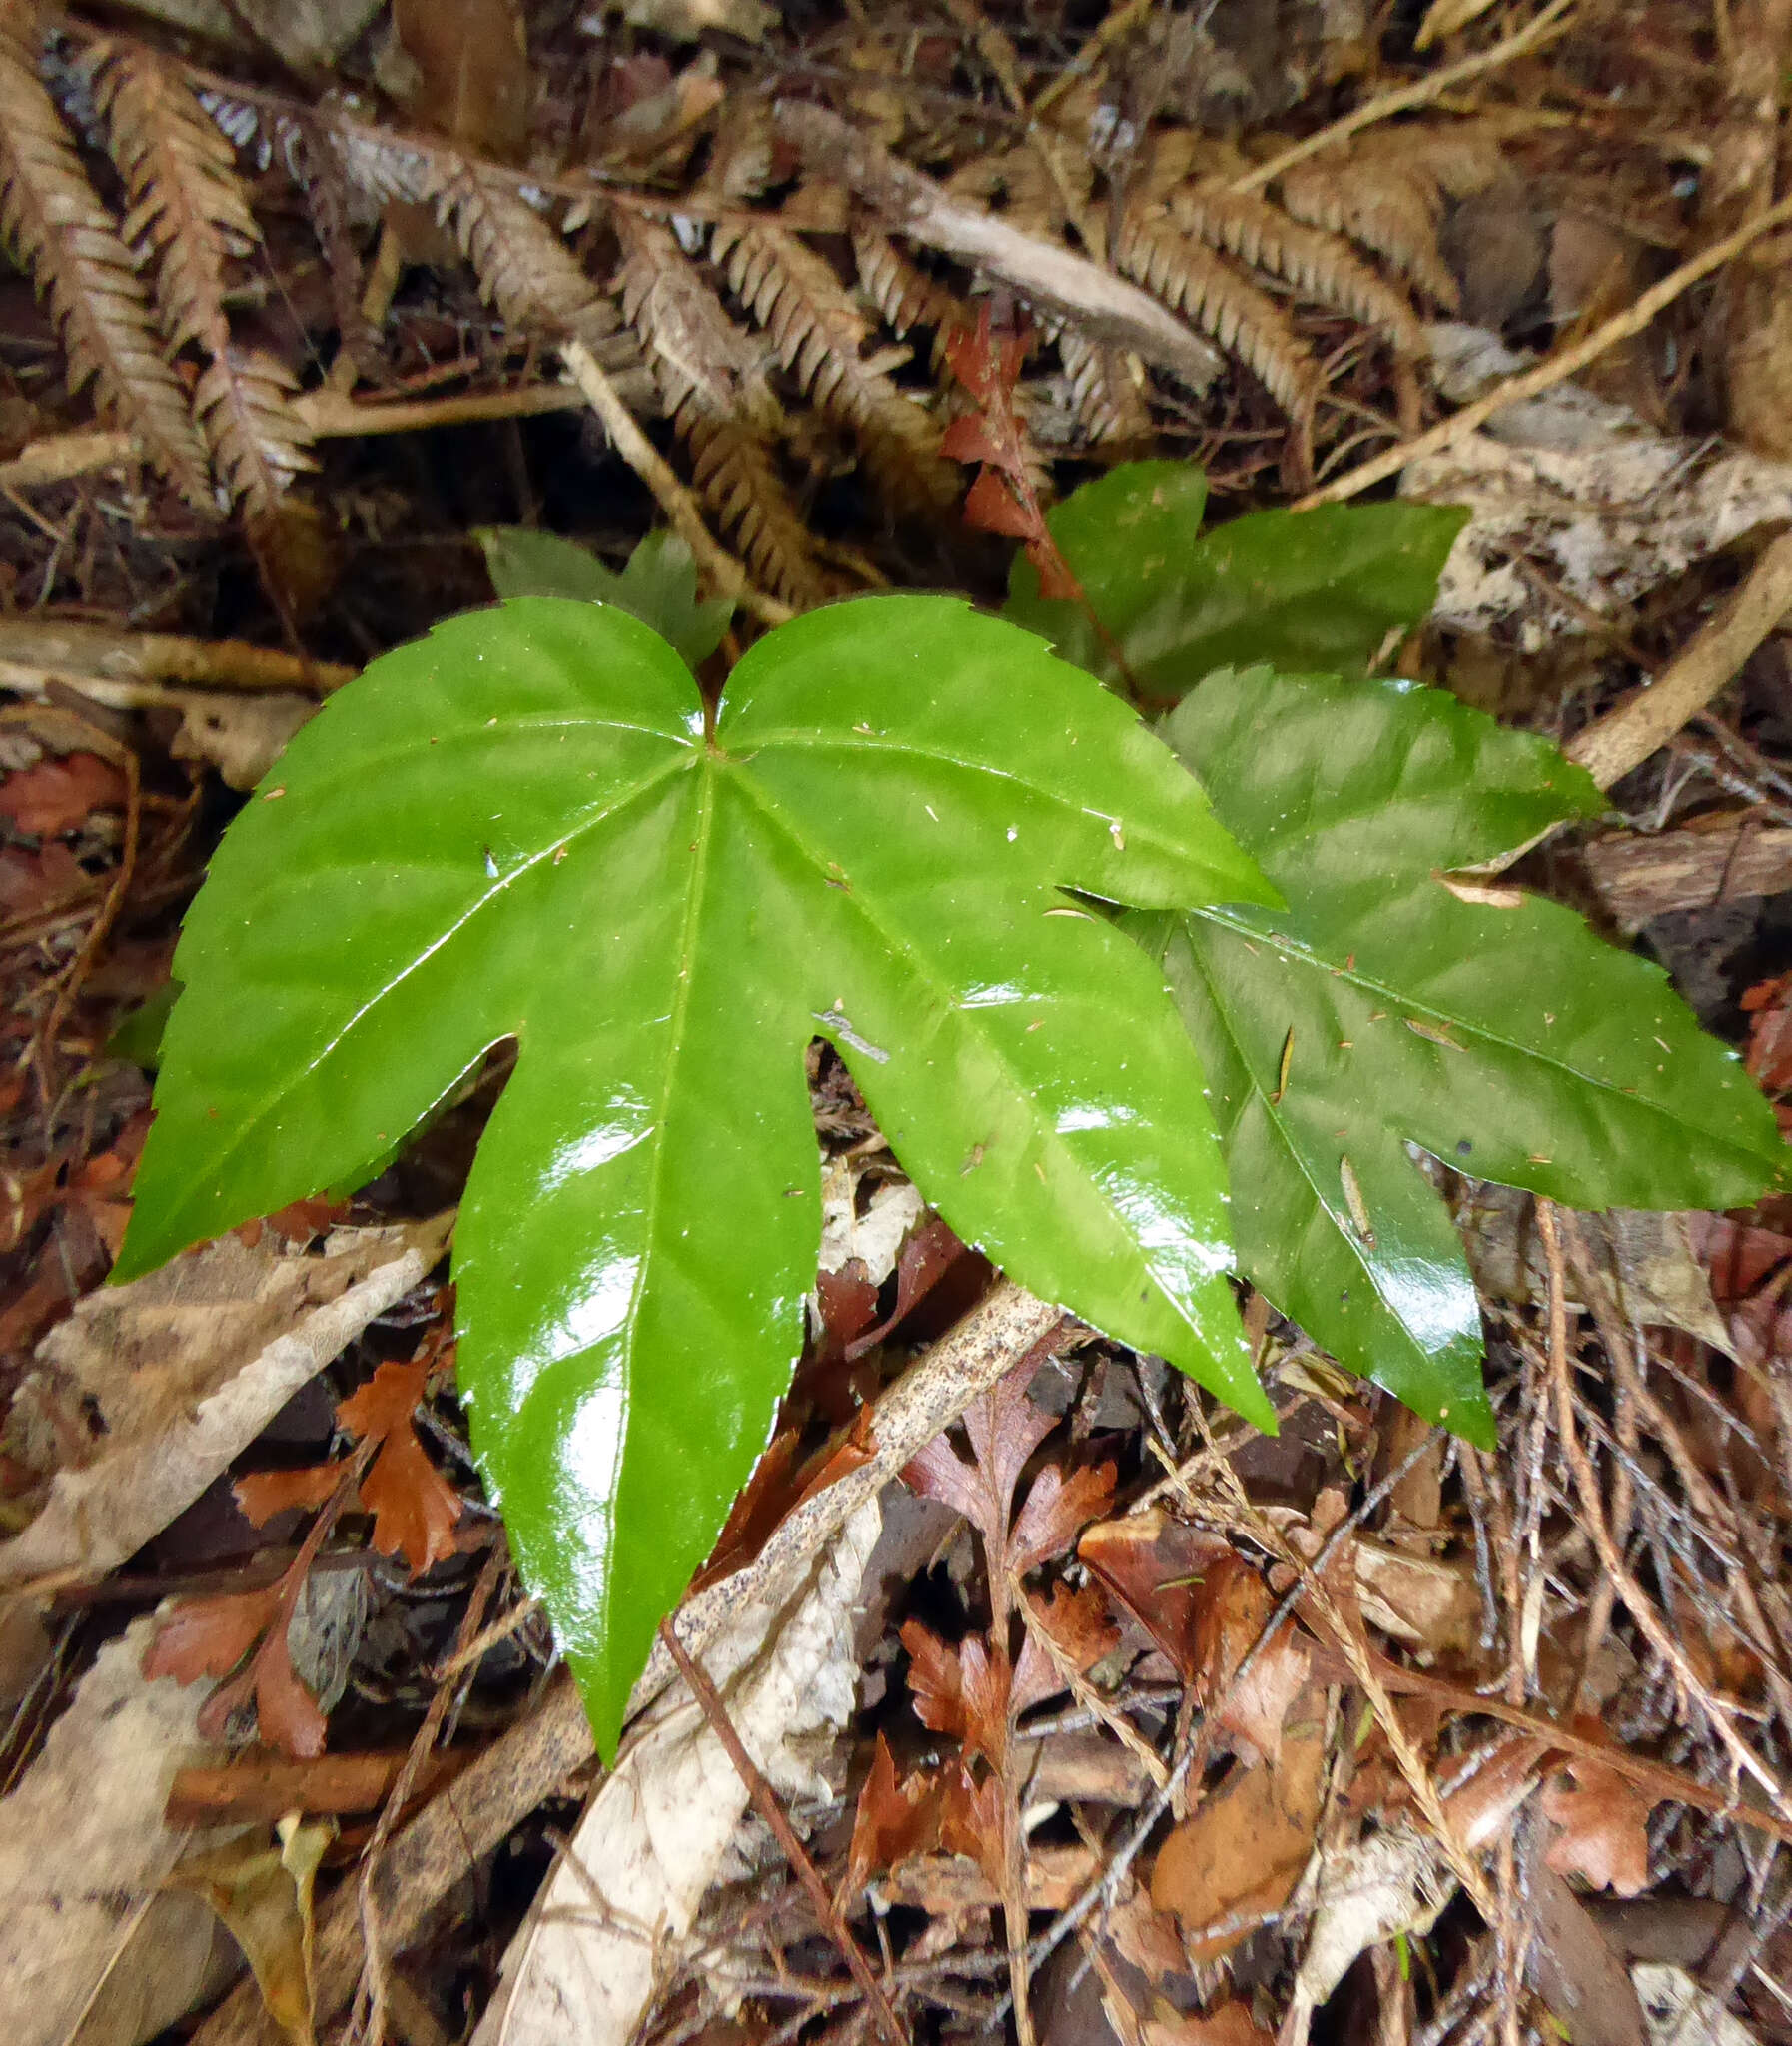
[726,762,1235,1377]
[1187,899,1762,1161]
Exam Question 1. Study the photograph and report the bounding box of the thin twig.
[560,337,793,629]
[358,1546,503,2046]
[1566,530,1792,789]
[1297,184,1792,509]
[1536,1202,1792,1819]
[656,1618,905,2046]
[1229,0,1580,195]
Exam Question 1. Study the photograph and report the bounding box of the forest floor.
[5,0,1792,2042]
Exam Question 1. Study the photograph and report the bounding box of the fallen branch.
[0,617,355,694]
[772,101,1225,391]
[1566,529,1792,789]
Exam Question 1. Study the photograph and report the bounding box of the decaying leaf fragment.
[0,1614,234,2046]
[0,1216,450,1590]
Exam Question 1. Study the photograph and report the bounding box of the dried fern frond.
[1164,184,1425,358]
[1115,199,1318,418]
[614,212,828,610]
[1277,149,1461,310]
[851,227,970,343]
[1057,331,1153,454]
[614,210,772,425]
[88,42,313,517]
[0,16,210,505]
[426,156,620,352]
[714,219,956,514]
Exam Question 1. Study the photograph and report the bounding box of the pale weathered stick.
[1229,0,1579,196]
[559,337,794,629]
[193,1279,1067,2046]
[1297,185,1792,510]
[773,101,1226,390]
[1566,529,1792,789]
[0,618,355,695]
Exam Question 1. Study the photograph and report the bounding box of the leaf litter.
[5,2,1792,2043]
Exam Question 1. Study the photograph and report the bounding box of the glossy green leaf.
[477,526,734,668]
[1133,668,1786,1444]
[1004,462,1469,698]
[116,593,1279,1753]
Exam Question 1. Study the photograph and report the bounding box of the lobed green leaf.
[118,592,1278,1753]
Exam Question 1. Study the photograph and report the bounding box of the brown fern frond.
[714,220,956,514]
[1057,331,1153,454]
[0,17,210,505]
[614,211,772,425]
[1115,199,1319,418]
[427,156,620,351]
[1277,155,1460,311]
[88,42,313,517]
[614,213,828,609]
[851,227,970,342]
[1164,184,1426,357]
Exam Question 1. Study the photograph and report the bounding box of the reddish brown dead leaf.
[816,1263,881,1351]
[1541,1741,1654,1896]
[904,1367,1057,1551]
[1013,1580,1121,1715]
[844,1733,942,1897]
[0,752,127,836]
[1150,1713,1329,1960]
[939,1758,1007,1890]
[844,1214,972,1360]
[901,1618,969,1740]
[1010,1456,1117,1573]
[1744,972,1792,1095]
[234,1465,343,1528]
[1030,1579,1121,1673]
[1080,1508,1234,1681]
[1194,1553,1313,1769]
[144,1586,280,1683]
[337,1357,462,1574]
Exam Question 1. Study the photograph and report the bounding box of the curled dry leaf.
[1193,1551,1313,1769]
[1009,1455,1118,1574]
[168,1814,336,2046]
[1080,1506,1235,1680]
[1285,1825,1454,2030]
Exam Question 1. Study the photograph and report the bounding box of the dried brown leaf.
[337,1356,462,1574]
[844,1732,941,1896]
[1009,1456,1117,1574]
[169,1815,335,2046]
[1080,1507,1234,1681]
[0,751,127,834]
[1150,1712,1328,1959]
[1541,1746,1654,1897]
